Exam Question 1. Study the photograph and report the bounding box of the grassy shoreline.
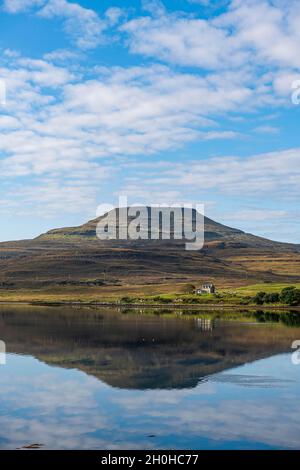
[0,299,300,311]
[1,282,300,309]
[27,301,300,310]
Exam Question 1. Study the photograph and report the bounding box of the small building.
[195,283,216,295]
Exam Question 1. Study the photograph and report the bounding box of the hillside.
[38,207,295,250]
[0,207,300,297]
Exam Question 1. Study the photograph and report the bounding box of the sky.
[0,0,300,242]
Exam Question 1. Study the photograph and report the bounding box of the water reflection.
[0,305,300,449]
[1,305,299,390]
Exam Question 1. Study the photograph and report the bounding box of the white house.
[195,283,216,295]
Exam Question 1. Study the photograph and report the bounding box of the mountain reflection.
[0,304,300,390]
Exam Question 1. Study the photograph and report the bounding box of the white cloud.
[2,0,107,50]
[104,7,123,27]
[0,50,297,221]
[217,0,300,69]
[226,209,288,221]
[188,0,229,5]
[1,1,299,231]
[38,0,106,49]
[43,48,81,63]
[0,57,255,185]
[122,14,244,70]
[17,57,74,86]
[8,178,102,217]
[253,125,280,134]
[120,147,300,199]
[2,0,45,13]
[122,0,300,98]
[0,115,20,129]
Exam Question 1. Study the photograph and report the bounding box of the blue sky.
[0,0,300,242]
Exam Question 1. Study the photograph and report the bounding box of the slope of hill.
[38,207,294,250]
[0,207,299,296]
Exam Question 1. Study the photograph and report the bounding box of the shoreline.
[1,300,299,310]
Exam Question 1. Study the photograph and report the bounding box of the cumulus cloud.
[2,0,107,49]
[122,0,300,91]
[0,46,297,221]
[253,125,280,134]
[2,0,45,13]
[122,13,244,70]
[125,147,300,197]
[43,48,81,63]
[37,0,106,49]
[216,0,300,70]
[226,209,289,222]
[0,57,254,181]
[1,0,300,235]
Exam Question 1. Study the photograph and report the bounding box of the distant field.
[232,283,300,295]
[0,280,300,306]
[225,254,300,277]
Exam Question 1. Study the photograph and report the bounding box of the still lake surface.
[0,304,300,450]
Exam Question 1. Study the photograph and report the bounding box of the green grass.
[232,282,300,295]
[1,281,300,307]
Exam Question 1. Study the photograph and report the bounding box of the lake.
[0,304,300,450]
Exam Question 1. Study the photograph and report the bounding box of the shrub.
[264,292,280,303]
[186,297,200,304]
[121,296,134,303]
[254,291,280,305]
[253,291,266,305]
[280,287,300,306]
[153,296,169,303]
[183,284,196,294]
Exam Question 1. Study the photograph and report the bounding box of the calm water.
[0,304,300,450]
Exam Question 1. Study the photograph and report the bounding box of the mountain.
[0,206,299,292]
[37,206,294,250]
